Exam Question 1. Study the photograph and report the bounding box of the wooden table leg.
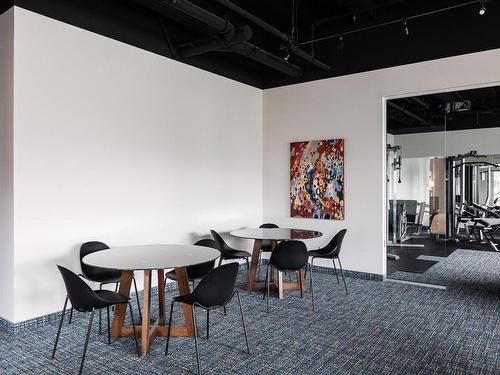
[175,267,195,336]
[110,271,133,337]
[298,269,305,291]
[247,239,262,292]
[157,269,165,324]
[141,270,152,355]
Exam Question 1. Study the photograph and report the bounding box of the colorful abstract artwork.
[290,139,344,220]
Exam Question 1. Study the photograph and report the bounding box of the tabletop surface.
[230,228,323,240]
[82,244,221,271]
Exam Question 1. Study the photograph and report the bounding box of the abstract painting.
[290,139,344,220]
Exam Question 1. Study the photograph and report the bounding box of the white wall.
[263,49,500,276]
[11,8,263,322]
[0,8,14,322]
[395,128,500,158]
[395,158,430,204]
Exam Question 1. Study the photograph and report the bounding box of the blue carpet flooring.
[390,249,500,292]
[0,269,499,374]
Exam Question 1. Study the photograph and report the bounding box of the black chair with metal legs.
[165,263,251,375]
[264,240,314,312]
[257,223,279,279]
[307,229,348,294]
[164,239,220,290]
[210,230,252,293]
[72,241,142,335]
[52,265,139,375]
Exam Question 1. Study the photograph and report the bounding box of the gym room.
[386,85,500,289]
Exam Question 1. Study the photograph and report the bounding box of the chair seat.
[224,250,251,259]
[173,293,197,306]
[84,268,122,284]
[94,290,130,309]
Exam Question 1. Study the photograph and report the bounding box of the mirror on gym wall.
[386,86,500,289]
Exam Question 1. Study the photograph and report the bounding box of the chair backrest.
[57,265,99,312]
[259,223,279,249]
[322,229,347,257]
[269,240,307,271]
[79,241,110,279]
[210,230,233,257]
[187,239,220,277]
[192,263,239,308]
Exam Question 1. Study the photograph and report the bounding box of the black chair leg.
[337,258,348,294]
[68,306,74,324]
[112,283,119,312]
[192,306,202,375]
[132,276,142,322]
[78,308,95,375]
[218,257,223,267]
[332,258,340,284]
[299,271,304,299]
[236,291,251,355]
[245,258,252,295]
[206,310,210,340]
[309,263,315,312]
[106,307,111,345]
[165,301,175,356]
[51,296,68,359]
[266,265,271,313]
[223,306,227,316]
[98,284,103,335]
[128,302,140,357]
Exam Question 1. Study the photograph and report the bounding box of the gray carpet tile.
[390,249,500,292]
[0,268,498,375]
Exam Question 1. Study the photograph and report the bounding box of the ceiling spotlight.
[403,19,409,36]
[284,49,291,61]
[352,13,357,22]
[338,34,344,51]
[479,0,486,15]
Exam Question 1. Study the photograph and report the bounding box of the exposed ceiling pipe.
[212,0,330,71]
[226,42,301,77]
[178,25,252,58]
[388,101,432,126]
[135,0,301,76]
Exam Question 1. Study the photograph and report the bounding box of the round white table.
[230,228,322,298]
[83,244,220,356]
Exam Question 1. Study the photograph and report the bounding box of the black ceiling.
[387,85,500,134]
[7,0,500,89]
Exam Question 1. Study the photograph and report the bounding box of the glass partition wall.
[386,86,500,287]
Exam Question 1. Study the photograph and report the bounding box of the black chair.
[264,240,314,312]
[52,266,139,375]
[165,263,251,375]
[164,239,220,290]
[74,241,142,334]
[257,223,279,278]
[307,229,348,294]
[210,230,252,292]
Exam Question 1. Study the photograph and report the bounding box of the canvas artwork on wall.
[290,139,345,220]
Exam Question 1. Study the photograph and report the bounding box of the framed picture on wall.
[290,139,345,220]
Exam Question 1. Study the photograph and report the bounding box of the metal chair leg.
[236,291,251,355]
[128,302,140,357]
[106,306,111,345]
[78,309,95,375]
[263,264,269,301]
[337,258,348,294]
[332,258,340,284]
[299,269,304,299]
[218,257,223,267]
[192,306,202,375]
[309,263,315,312]
[98,284,103,334]
[51,296,68,359]
[165,301,175,356]
[132,276,142,322]
[223,306,227,316]
[266,265,271,313]
[245,258,252,294]
[206,310,210,340]
[68,306,74,324]
[257,251,262,281]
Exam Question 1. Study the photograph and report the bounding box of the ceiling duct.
[213,0,330,71]
[135,0,301,77]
